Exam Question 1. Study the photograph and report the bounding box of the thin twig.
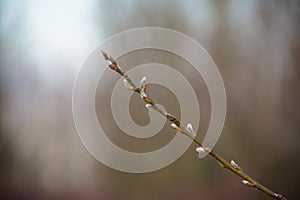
[101,50,287,200]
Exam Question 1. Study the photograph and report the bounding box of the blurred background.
[1,0,300,199]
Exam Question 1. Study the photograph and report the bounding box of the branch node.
[165,113,180,126]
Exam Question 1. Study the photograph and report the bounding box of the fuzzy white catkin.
[196,147,206,159]
[170,123,178,129]
[186,123,194,133]
[123,79,135,91]
[139,77,147,88]
[230,160,239,169]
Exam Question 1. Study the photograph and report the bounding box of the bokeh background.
[1,0,300,199]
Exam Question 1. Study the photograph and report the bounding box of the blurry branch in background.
[101,50,287,200]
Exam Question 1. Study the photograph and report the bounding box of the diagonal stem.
[101,50,287,200]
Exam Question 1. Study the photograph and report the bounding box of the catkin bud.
[170,123,181,131]
[139,76,147,92]
[123,78,136,91]
[186,123,196,137]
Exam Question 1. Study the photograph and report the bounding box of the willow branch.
[101,50,287,200]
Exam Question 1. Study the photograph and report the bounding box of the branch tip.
[101,50,109,60]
